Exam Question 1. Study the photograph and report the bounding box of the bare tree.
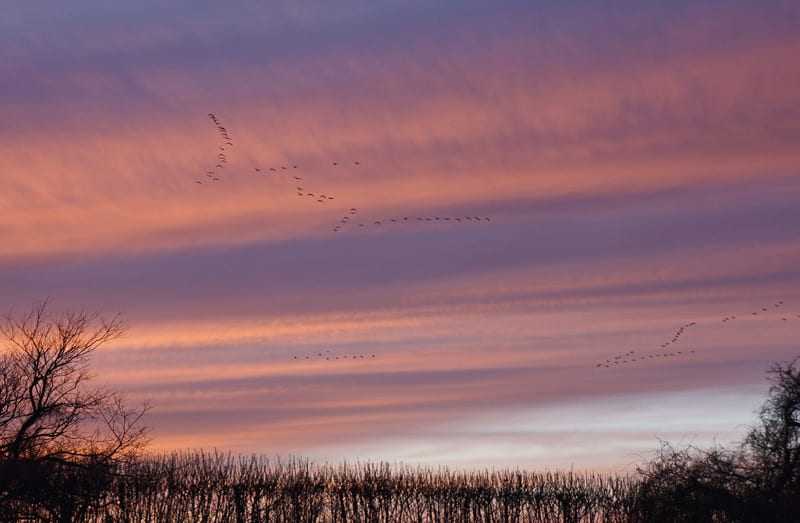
[743,358,800,502]
[635,358,800,522]
[0,300,149,521]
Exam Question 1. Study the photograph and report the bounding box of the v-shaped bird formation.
[595,300,797,368]
[196,114,494,235]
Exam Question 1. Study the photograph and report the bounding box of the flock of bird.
[293,349,377,362]
[297,299,799,367]
[194,115,798,371]
[596,300,798,368]
[722,300,795,321]
[195,114,493,234]
[598,348,697,368]
[331,214,492,232]
[195,113,234,184]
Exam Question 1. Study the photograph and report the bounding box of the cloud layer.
[1,0,799,470]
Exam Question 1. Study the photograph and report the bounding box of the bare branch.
[0,300,146,464]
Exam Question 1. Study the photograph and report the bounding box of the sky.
[1,0,799,472]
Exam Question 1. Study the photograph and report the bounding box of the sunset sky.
[2,0,799,472]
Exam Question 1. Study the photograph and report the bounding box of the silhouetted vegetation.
[9,452,637,522]
[3,303,799,521]
[0,301,149,522]
[634,358,800,522]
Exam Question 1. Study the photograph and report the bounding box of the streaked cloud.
[1,0,799,470]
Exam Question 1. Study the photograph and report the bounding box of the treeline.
[9,453,641,522]
[4,443,800,522]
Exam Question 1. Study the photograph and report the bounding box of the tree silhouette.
[0,300,149,521]
[635,358,800,522]
[742,358,800,514]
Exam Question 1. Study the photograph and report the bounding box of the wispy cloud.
[1,0,799,469]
